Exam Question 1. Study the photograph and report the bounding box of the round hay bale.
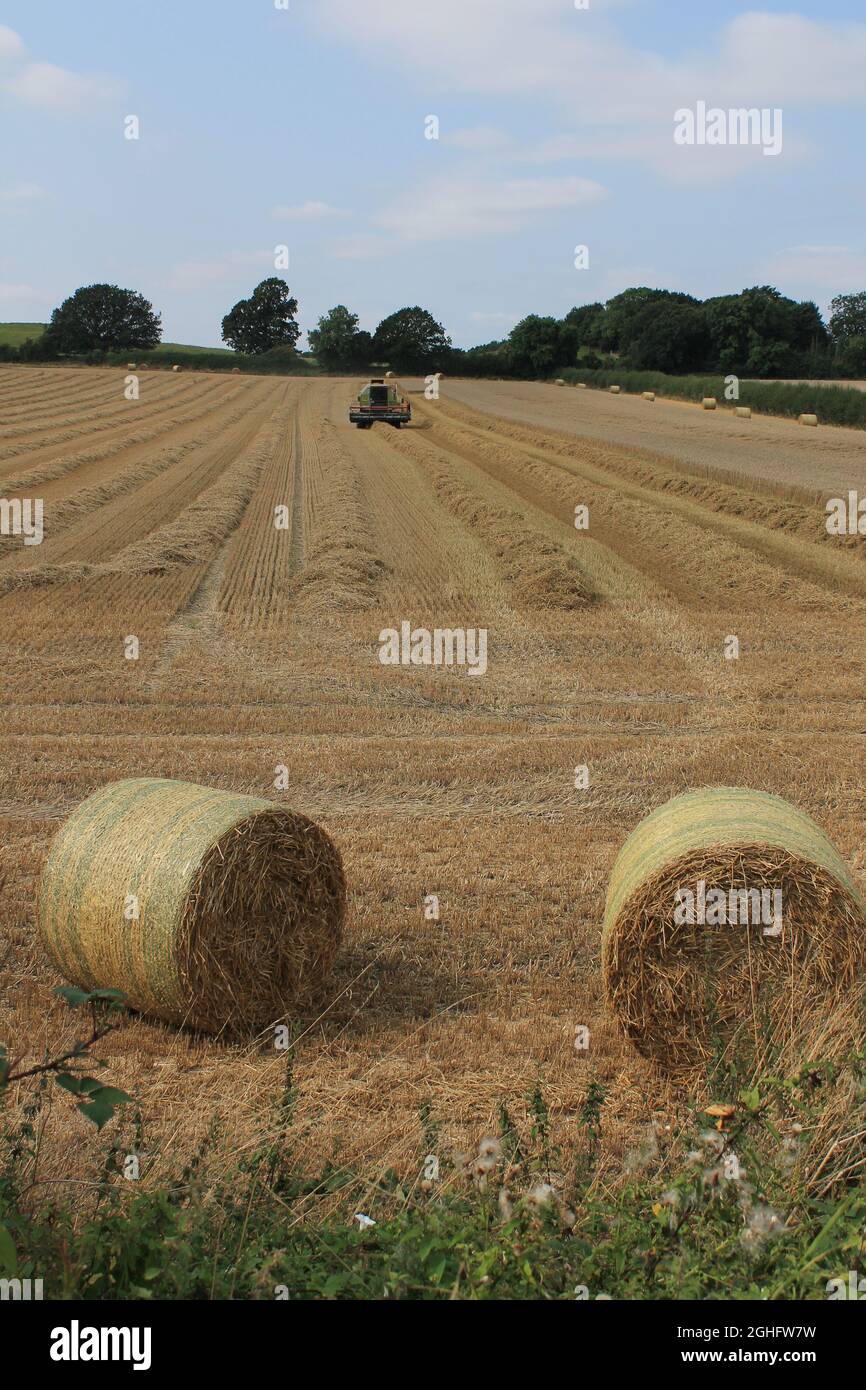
[555,378,566,386]
[576,382,587,389]
[735,406,751,418]
[172,364,182,373]
[641,391,656,401]
[385,370,395,378]
[609,385,621,395]
[602,787,866,1072]
[231,367,241,374]
[702,397,717,410]
[38,778,346,1036]
[799,413,818,427]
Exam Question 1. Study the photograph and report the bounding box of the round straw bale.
[735,406,751,418]
[555,378,566,386]
[38,778,346,1036]
[702,396,717,409]
[576,382,587,389]
[642,391,656,401]
[799,413,818,427]
[602,787,866,1072]
[609,384,621,394]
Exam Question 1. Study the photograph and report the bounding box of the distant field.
[153,341,234,356]
[0,324,234,355]
[0,322,46,346]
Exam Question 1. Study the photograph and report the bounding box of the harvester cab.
[349,378,412,429]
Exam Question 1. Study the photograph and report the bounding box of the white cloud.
[0,182,46,203]
[312,5,866,184]
[756,245,866,302]
[329,234,393,261]
[444,126,511,153]
[0,282,47,303]
[376,173,607,242]
[470,311,522,324]
[0,25,25,62]
[165,250,274,293]
[6,61,121,110]
[272,200,346,221]
[0,28,121,112]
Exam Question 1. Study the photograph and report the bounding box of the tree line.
[4,279,866,381]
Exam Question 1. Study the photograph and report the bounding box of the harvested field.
[2,364,866,1211]
[443,376,866,497]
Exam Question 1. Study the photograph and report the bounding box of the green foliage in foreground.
[3,1035,866,1300]
[559,367,866,429]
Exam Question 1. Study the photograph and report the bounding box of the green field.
[0,324,235,355]
[0,322,46,346]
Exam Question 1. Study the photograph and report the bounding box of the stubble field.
[1,364,865,1215]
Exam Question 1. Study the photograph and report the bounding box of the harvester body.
[349,378,411,428]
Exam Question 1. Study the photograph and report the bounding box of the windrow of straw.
[602,787,866,1072]
[39,778,346,1036]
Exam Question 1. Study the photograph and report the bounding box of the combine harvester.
[349,378,411,430]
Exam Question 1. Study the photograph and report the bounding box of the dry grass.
[1,367,865,1210]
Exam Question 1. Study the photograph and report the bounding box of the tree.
[371,307,451,373]
[625,300,710,373]
[563,302,606,351]
[221,278,300,355]
[599,288,700,354]
[829,292,866,344]
[308,305,371,370]
[507,316,563,376]
[703,286,823,376]
[42,284,161,354]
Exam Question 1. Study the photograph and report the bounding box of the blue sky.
[1,0,864,348]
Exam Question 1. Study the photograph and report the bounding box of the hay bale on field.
[602,787,866,1072]
[231,367,241,374]
[576,382,587,389]
[609,385,621,394]
[799,413,818,427]
[735,406,751,418]
[702,397,717,410]
[39,778,346,1036]
[555,378,566,386]
[642,391,656,401]
[172,364,182,373]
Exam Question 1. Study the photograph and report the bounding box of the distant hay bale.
[609,385,621,394]
[641,391,656,401]
[576,382,587,389]
[702,397,717,410]
[555,378,566,386]
[172,364,182,373]
[38,778,346,1036]
[735,406,751,418]
[385,370,395,378]
[231,367,241,374]
[602,787,866,1072]
[799,413,818,427]
[127,363,137,370]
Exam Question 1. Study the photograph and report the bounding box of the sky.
[0,0,864,349]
